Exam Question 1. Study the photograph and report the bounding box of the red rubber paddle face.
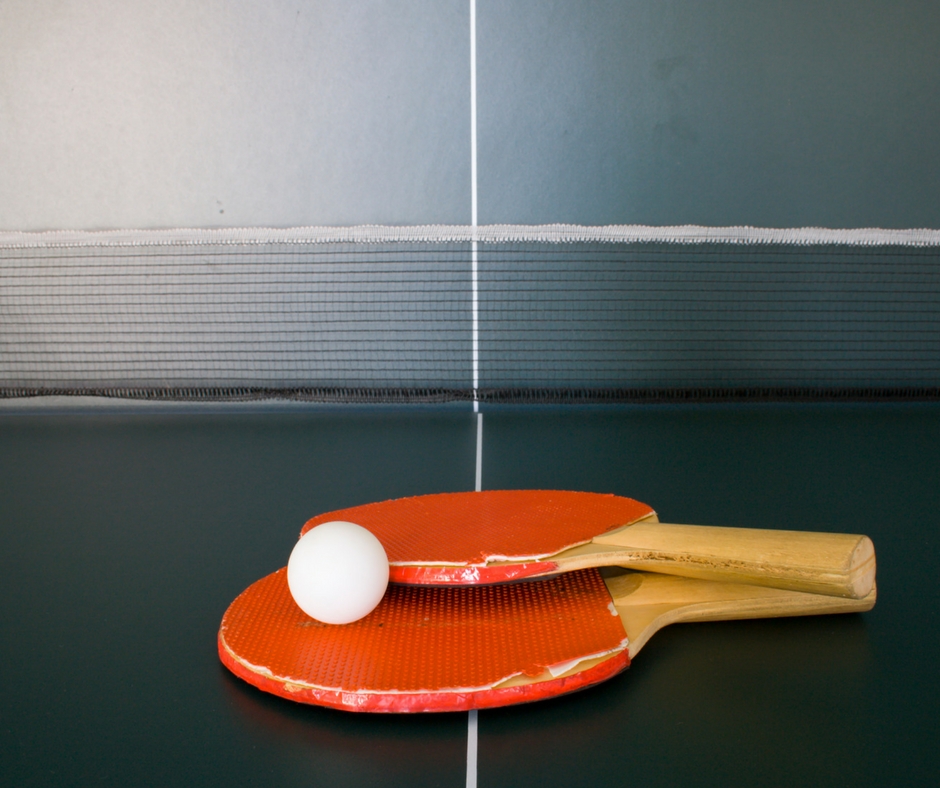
[300,490,655,584]
[219,568,630,712]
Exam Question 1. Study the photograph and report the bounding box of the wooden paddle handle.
[604,571,877,659]
[591,522,876,599]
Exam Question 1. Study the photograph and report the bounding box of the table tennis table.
[2,399,937,787]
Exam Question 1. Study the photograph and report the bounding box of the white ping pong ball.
[287,521,390,625]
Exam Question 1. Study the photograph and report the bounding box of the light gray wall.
[0,1,470,230]
[1,1,938,231]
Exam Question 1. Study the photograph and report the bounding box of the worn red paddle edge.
[388,561,561,585]
[218,633,630,713]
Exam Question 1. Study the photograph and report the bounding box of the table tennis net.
[2,225,939,403]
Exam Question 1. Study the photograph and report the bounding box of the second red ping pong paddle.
[300,491,876,599]
[219,567,876,713]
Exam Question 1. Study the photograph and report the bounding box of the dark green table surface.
[1,402,938,787]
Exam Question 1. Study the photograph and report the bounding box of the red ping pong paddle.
[218,567,876,713]
[300,491,876,599]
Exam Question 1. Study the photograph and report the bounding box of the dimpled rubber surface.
[300,490,654,582]
[218,567,630,712]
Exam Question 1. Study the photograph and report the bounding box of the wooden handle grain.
[588,522,876,599]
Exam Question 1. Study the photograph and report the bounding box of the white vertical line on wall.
[469,0,482,482]
[470,0,480,413]
[470,0,478,230]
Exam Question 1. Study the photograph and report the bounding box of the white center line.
[466,707,479,788]
[475,410,484,492]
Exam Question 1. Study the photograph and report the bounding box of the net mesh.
[2,227,938,403]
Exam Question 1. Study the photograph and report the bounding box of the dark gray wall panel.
[478,1,940,227]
